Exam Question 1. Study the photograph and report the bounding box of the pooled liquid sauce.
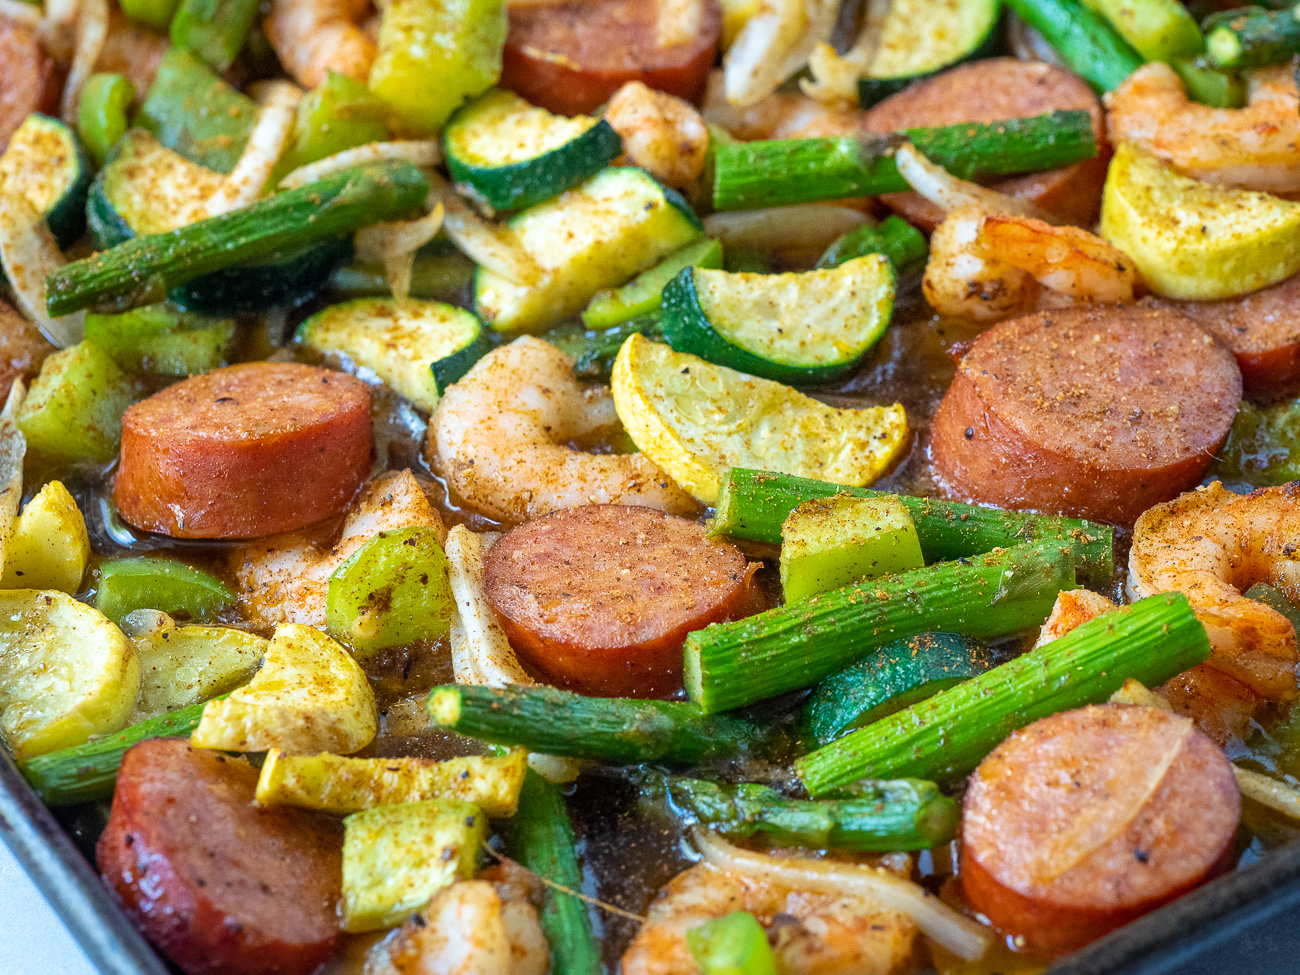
[38,281,1299,974]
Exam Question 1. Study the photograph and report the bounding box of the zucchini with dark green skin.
[0,114,90,249]
[1204,5,1300,70]
[47,160,430,316]
[582,237,723,330]
[712,111,1098,211]
[816,216,928,273]
[709,468,1115,582]
[796,593,1212,794]
[545,315,665,382]
[660,255,895,385]
[857,0,1004,106]
[803,632,993,745]
[167,238,354,314]
[446,89,623,212]
[666,777,959,851]
[509,771,601,975]
[683,539,1076,714]
[19,701,208,806]
[1002,0,1144,92]
[426,684,790,764]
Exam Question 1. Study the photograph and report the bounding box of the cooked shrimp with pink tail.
[266,0,376,88]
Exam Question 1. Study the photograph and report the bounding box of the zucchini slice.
[298,297,488,411]
[0,114,91,249]
[803,632,993,745]
[445,89,623,212]
[857,0,1003,107]
[582,237,723,330]
[475,167,704,334]
[661,254,895,385]
[86,129,349,313]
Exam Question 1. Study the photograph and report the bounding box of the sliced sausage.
[502,0,721,115]
[1161,272,1300,399]
[97,739,342,975]
[864,58,1109,230]
[0,298,51,401]
[0,19,63,150]
[483,504,753,697]
[929,304,1242,525]
[961,703,1240,957]
[114,362,372,539]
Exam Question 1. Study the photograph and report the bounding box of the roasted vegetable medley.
[4,0,1300,971]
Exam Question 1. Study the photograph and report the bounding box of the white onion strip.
[693,829,994,961]
[278,140,442,190]
[445,525,580,784]
[431,174,540,284]
[724,0,840,107]
[894,143,1056,222]
[201,82,302,217]
[704,203,867,252]
[0,380,26,579]
[1235,767,1300,823]
[59,0,107,124]
[0,193,84,348]
[355,200,444,301]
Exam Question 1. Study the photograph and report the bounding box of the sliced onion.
[436,179,540,284]
[724,0,840,107]
[445,525,581,783]
[894,143,1057,222]
[355,201,444,301]
[278,140,442,190]
[44,0,79,25]
[0,0,43,27]
[0,193,84,348]
[201,82,301,218]
[704,203,867,252]
[655,0,702,48]
[0,379,26,578]
[59,0,107,124]
[694,830,993,960]
[801,0,890,104]
[1235,767,1300,822]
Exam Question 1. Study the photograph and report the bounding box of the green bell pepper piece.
[79,73,136,166]
[84,304,235,376]
[95,557,234,625]
[16,342,143,463]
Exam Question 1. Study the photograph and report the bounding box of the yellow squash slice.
[0,481,90,594]
[1100,143,1300,300]
[191,623,377,755]
[611,333,908,505]
[0,591,138,760]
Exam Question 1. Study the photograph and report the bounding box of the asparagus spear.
[666,777,959,851]
[20,701,208,805]
[426,684,789,764]
[510,770,601,975]
[796,593,1212,796]
[709,468,1114,583]
[684,539,1077,714]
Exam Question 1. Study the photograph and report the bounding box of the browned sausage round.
[1161,272,1300,399]
[0,298,51,401]
[502,0,721,115]
[865,59,1109,230]
[114,362,372,539]
[960,703,1239,957]
[929,304,1242,525]
[483,505,753,697]
[97,739,342,975]
[0,18,63,150]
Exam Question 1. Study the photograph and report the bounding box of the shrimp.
[427,337,699,523]
[604,81,710,191]
[622,862,917,975]
[1106,62,1300,193]
[367,863,549,975]
[1033,588,1119,648]
[1128,481,1300,704]
[923,205,1140,323]
[229,469,445,630]
[265,0,376,89]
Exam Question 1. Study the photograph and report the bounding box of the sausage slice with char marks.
[929,304,1241,525]
[484,505,753,697]
[502,0,721,115]
[97,739,342,975]
[0,298,51,400]
[961,703,1239,956]
[0,18,63,150]
[864,59,1109,230]
[114,362,372,539]
[1163,271,1300,398]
